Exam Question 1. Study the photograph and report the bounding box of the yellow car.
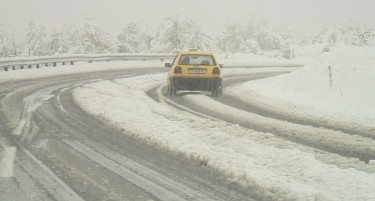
[165,49,223,97]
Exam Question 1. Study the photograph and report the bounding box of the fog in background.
[1,0,374,39]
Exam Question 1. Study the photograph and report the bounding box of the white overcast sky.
[1,0,374,39]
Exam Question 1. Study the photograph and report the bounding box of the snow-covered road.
[73,71,375,201]
[1,52,375,201]
[0,66,257,201]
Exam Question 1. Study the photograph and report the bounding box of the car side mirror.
[219,64,224,68]
[165,63,171,68]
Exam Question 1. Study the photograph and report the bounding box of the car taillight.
[174,66,182,73]
[213,67,220,74]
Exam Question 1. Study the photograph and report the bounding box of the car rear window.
[179,55,216,65]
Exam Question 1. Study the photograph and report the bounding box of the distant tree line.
[0,16,294,58]
[2,16,373,59]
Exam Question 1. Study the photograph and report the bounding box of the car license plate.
[189,69,206,74]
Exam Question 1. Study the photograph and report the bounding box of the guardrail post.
[21,65,24,69]
[53,62,57,67]
[62,61,65,66]
[45,63,49,67]
[28,65,32,69]
[4,67,8,71]
[70,61,74,65]
[12,66,15,70]
[36,64,40,69]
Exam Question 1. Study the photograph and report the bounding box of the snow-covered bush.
[217,19,290,55]
[314,22,375,47]
[281,42,295,59]
[242,39,260,54]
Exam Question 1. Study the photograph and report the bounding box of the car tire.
[211,83,222,98]
[168,83,176,96]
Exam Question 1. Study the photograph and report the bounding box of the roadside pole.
[328,66,332,88]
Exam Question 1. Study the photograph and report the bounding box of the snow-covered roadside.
[219,53,307,67]
[72,74,375,201]
[223,67,295,77]
[0,60,165,84]
[227,47,375,130]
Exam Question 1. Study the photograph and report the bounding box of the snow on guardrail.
[0,53,175,71]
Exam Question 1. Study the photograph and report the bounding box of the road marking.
[20,147,85,201]
[60,87,70,92]
[12,92,54,136]
[63,139,190,201]
[0,146,17,177]
[42,95,55,101]
[12,119,26,136]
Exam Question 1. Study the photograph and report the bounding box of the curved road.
[0,68,257,201]
[1,66,374,200]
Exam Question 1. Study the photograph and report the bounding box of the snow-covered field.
[218,53,307,67]
[2,48,375,200]
[227,47,375,129]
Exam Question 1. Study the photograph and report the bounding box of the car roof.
[179,49,213,55]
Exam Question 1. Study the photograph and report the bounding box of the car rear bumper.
[170,77,222,91]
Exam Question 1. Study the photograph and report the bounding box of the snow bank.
[228,46,375,129]
[218,53,306,67]
[73,74,375,201]
[294,43,328,58]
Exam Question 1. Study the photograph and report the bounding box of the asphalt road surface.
[0,68,258,201]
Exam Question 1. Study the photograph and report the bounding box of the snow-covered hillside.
[228,46,375,128]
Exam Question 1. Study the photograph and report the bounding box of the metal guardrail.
[0,54,175,71]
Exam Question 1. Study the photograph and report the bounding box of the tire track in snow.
[152,75,375,163]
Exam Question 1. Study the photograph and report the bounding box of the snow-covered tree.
[218,23,260,54]
[117,22,142,53]
[180,17,212,50]
[0,29,11,57]
[151,16,213,53]
[139,27,155,52]
[25,20,47,56]
[59,23,83,54]
[156,16,182,52]
[45,32,62,55]
[245,19,288,51]
[218,23,245,53]
[218,19,289,54]
[76,15,115,54]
